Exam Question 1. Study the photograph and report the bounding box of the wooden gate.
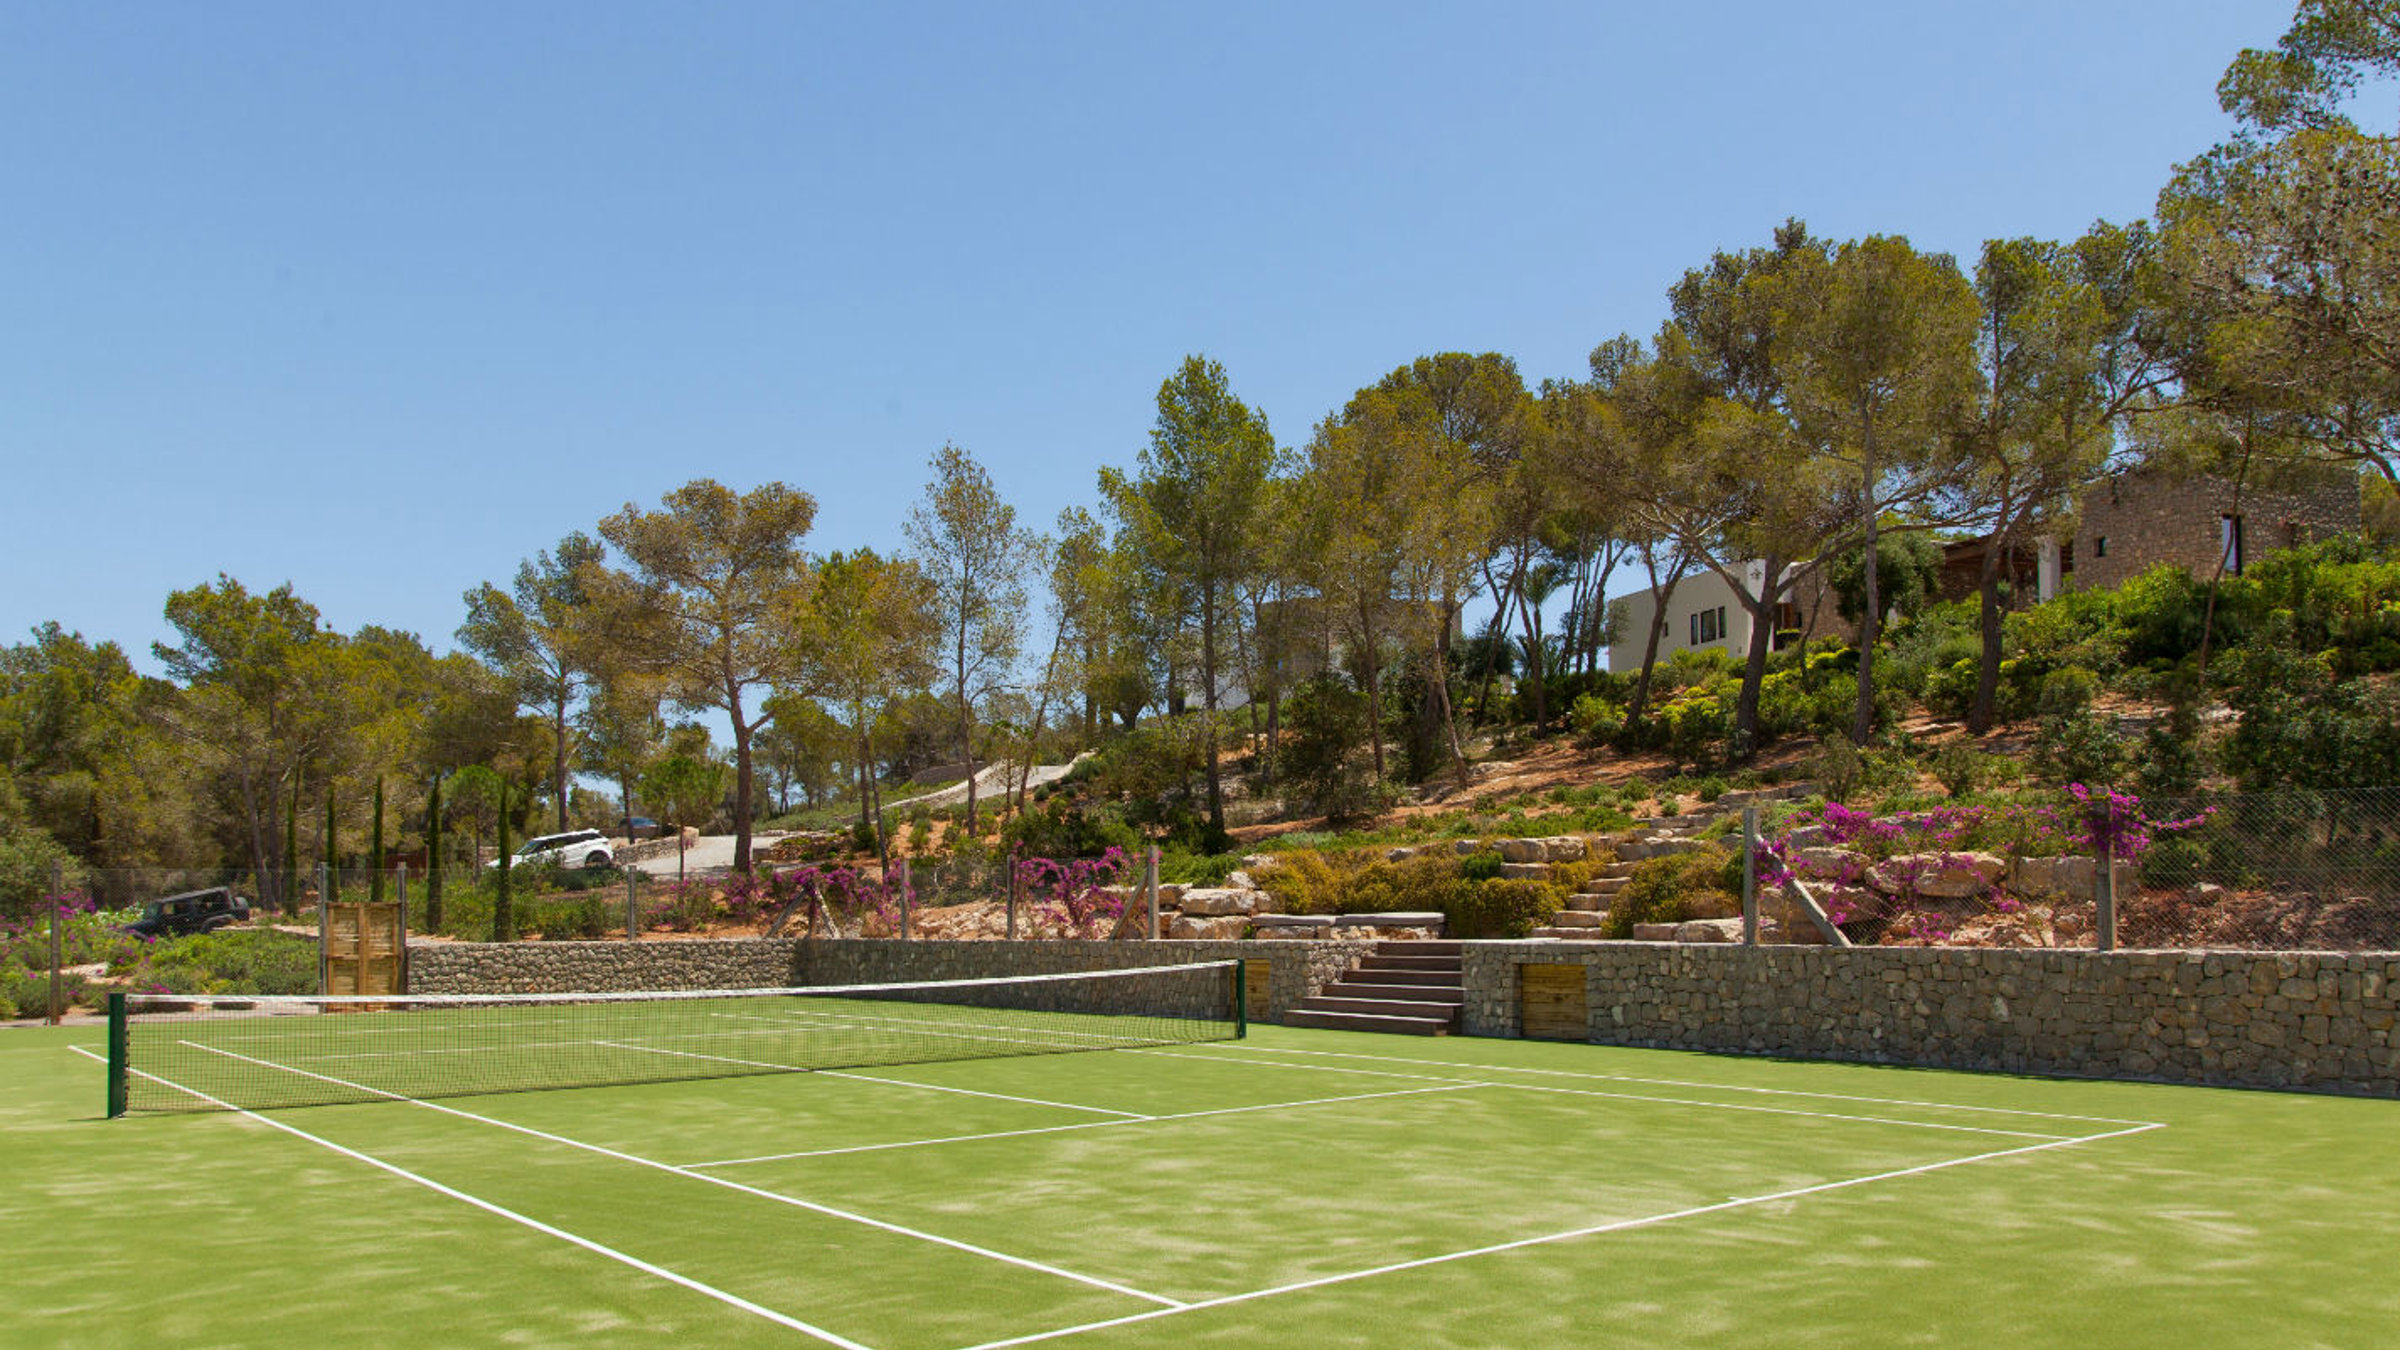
[324,901,407,996]
[1519,963,1587,1041]
[1243,959,1273,1025]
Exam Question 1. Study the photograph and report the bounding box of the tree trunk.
[1967,534,2007,734]
[1513,579,1547,736]
[2197,434,2255,683]
[957,608,978,836]
[1470,554,1525,727]
[729,683,755,874]
[1625,545,1688,736]
[1359,600,1386,783]
[1851,427,1884,747]
[1727,550,1791,760]
[1199,576,1225,838]
[553,690,571,835]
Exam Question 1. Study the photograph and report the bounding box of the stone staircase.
[1521,802,1777,941]
[1283,941,1463,1036]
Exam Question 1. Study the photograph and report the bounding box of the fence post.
[1740,807,1759,947]
[317,862,331,996]
[626,866,639,941]
[2096,846,2118,953]
[898,858,912,941]
[1145,845,1160,941]
[48,860,63,1026]
[1005,848,1019,940]
[394,862,410,993]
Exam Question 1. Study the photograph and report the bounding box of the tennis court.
[7,965,2397,1348]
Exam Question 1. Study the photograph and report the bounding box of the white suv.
[492,829,614,870]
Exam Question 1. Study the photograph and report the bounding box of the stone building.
[2037,467,2363,598]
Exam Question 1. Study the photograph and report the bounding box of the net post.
[1740,807,1759,946]
[1232,960,1248,1038]
[1145,846,1159,940]
[106,992,128,1119]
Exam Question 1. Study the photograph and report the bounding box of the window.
[2093,536,2107,558]
[1690,606,1728,645]
[2221,514,2245,575]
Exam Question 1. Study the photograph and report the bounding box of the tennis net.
[106,960,1245,1115]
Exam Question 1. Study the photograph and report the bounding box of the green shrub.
[1809,736,1865,801]
[2032,708,2130,786]
[140,929,318,996]
[1928,742,1992,798]
[1458,849,1504,881]
[536,892,616,940]
[1001,798,1141,861]
[1568,693,1626,743]
[1450,878,1565,939]
[1159,849,1241,886]
[1604,849,1737,939]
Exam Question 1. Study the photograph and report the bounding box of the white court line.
[70,1048,876,1350]
[184,1041,1186,1311]
[592,1039,1152,1119]
[1130,1050,2079,1142]
[951,1119,2168,1350]
[684,1085,1487,1169]
[1208,1042,2163,1128]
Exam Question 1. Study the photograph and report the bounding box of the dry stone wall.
[410,936,1370,1022]
[409,938,802,995]
[798,939,1372,1022]
[1463,941,2399,1096]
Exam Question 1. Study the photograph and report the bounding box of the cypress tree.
[494,779,515,943]
[284,777,300,915]
[370,778,386,905]
[426,773,445,933]
[324,790,338,905]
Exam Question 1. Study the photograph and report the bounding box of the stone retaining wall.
[1464,942,2399,1096]
[409,936,1370,1022]
[797,939,1371,1022]
[409,938,802,995]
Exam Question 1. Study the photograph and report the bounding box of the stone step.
[1578,877,1628,895]
[1526,927,1597,941]
[1601,861,1642,879]
[1321,980,1464,1004]
[1563,896,1604,912]
[1359,954,1462,973]
[1281,1009,1453,1036]
[1299,996,1464,1020]
[1344,967,1463,988]
[1545,910,1608,928]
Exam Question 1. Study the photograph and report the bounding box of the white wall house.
[1605,561,1815,674]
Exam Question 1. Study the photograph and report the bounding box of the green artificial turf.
[4,1020,2396,1349]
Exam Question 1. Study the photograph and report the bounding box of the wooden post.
[47,860,64,1026]
[1740,807,1759,946]
[1005,849,1019,940]
[1144,845,1160,941]
[2096,848,2118,953]
[897,858,912,941]
[395,862,410,992]
[316,862,331,995]
[626,866,640,941]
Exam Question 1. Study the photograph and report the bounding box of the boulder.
[1238,853,1282,872]
[1540,836,1588,862]
[1499,862,1555,881]
[1453,839,1485,856]
[1873,851,2005,899]
[1497,838,1548,863]
[1224,871,1260,891]
[1154,883,1186,908]
[1630,923,1682,941]
[1167,914,1247,940]
[1783,824,1831,849]
[1794,846,1869,880]
[1175,888,1256,917]
[1386,847,1417,863]
[1674,919,1745,943]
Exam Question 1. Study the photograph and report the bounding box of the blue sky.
[2,1,2292,672]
